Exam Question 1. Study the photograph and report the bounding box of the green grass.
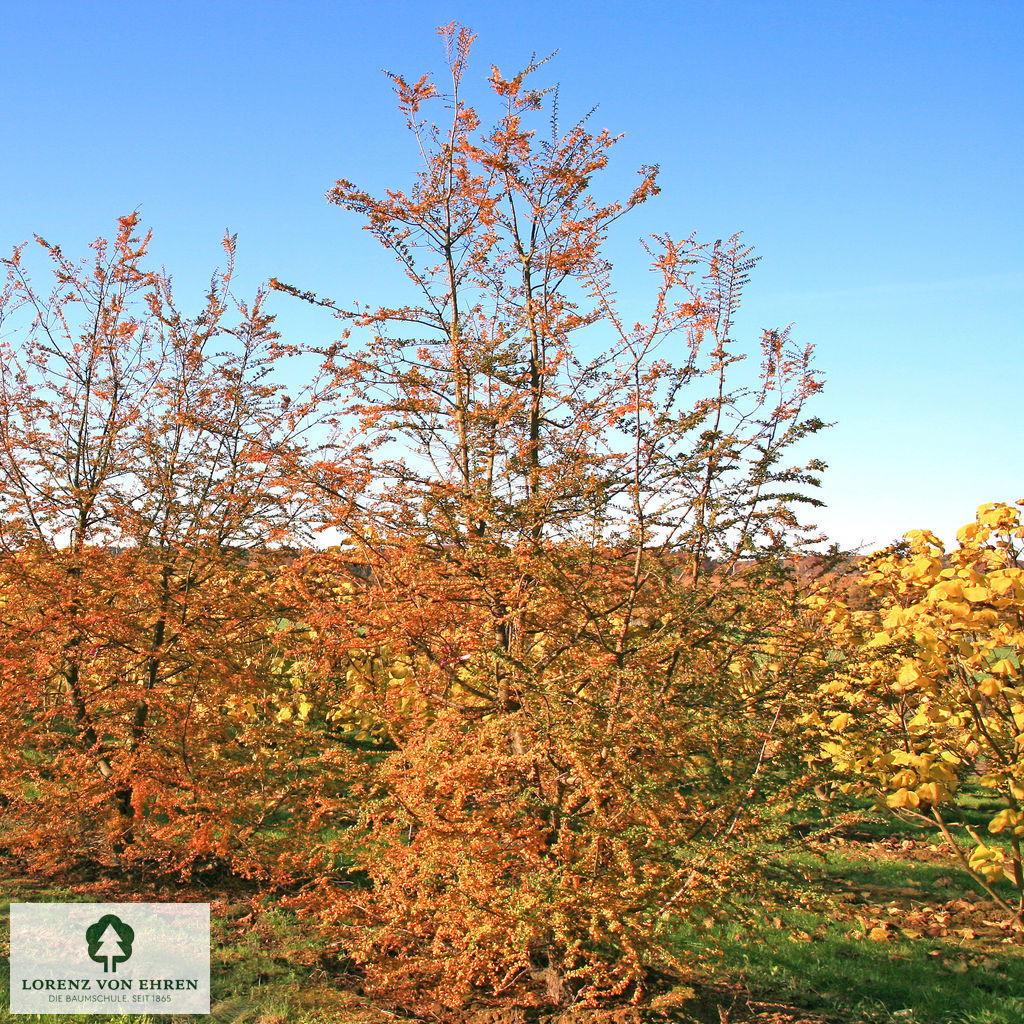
[782,844,985,900]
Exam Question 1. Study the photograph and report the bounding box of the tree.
[0,215,326,876]
[274,24,828,1013]
[804,500,1024,924]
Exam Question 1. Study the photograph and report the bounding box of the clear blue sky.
[3,0,1020,551]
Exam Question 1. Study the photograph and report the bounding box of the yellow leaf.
[883,607,911,629]
[977,503,1018,528]
[903,555,941,582]
[931,580,964,601]
[916,782,948,805]
[928,763,958,788]
[897,662,924,687]
[906,528,944,550]
[830,712,852,733]
[969,843,1006,882]
[988,808,1020,834]
[979,677,1003,698]
[887,788,920,809]
[936,599,971,620]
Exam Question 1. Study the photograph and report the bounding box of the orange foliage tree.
[0,215,329,877]
[274,25,829,1012]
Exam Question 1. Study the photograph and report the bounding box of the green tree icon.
[85,915,135,973]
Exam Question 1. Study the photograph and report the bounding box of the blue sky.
[3,0,1020,551]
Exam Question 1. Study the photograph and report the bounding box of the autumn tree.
[805,501,1024,924]
[0,215,330,877]
[274,24,828,1013]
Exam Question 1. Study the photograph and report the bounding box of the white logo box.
[9,902,210,1015]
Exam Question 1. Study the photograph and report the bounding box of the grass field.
[1,804,1022,1024]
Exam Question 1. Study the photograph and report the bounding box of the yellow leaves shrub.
[807,500,1024,917]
